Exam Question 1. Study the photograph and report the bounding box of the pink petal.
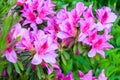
[88,49,96,57]
[57,31,70,39]
[31,53,42,65]
[78,33,87,41]
[97,50,105,58]
[96,22,104,31]
[43,51,57,63]
[5,50,17,63]
[98,70,107,80]
[36,17,42,24]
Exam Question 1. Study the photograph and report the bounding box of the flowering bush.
[0,0,119,80]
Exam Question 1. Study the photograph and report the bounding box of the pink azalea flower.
[83,5,94,22]
[56,69,64,80]
[30,0,44,10]
[69,9,80,26]
[96,7,117,31]
[57,19,76,40]
[57,6,69,24]
[36,0,55,24]
[56,70,74,80]
[16,28,33,50]
[2,23,22,63]
[78,70,96,80]
[98,70,107,80]
[82,30,98,45]
[21,4,36,25]
[75,2,87,16]
[11,23,22,39]
[61,72,74,80]
[3,46,17,63]
[88,35,113,58]
[31,31,58,65]
[78,18,95,42]
[44,17,59,34]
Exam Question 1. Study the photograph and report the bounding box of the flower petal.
[31,53,42,65]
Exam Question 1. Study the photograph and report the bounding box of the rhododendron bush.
[0,0,119,80]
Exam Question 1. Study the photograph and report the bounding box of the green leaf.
[63,51,70,60]
[116,37,120,47]
[62,59,73,74]
[17,61,24,71]
[7,63,12,75]
[25,64,32,75]
[14,63,21,74]
[36,65,42,80]
[61,53,67,65]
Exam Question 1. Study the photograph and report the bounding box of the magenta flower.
[98,70,107,80]
[61,72,74,80]
[21,5,36,25]
[31,31,58,65]
[78,70,96,80]
[57,6,69,24]
[44,17,59,34]
[78,18,95,41]
[16,29,33,50]
[83,5,94,21]
[83,30,97,45]
[36,0,55,24]
[57,19,76,40]
[3,46,17,63]
[88,35,113,58]
[2,23,22,63]
[56,70,74,80]
[75,2,87,16]
[96,7,117,31]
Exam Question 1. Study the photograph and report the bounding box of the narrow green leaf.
[61,53,67,65]
[25,64,32,75]
[36,65,42,80]
[14,63,21,74]
[17,61,24,71]
[7,63,12,75]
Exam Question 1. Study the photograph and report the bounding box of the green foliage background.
[0,0,120,80]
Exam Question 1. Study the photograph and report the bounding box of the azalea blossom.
[61,72,74,80]
[56,70,74,80]
[57,19,76,40]
[16,28,34,50]
[96,7,117,31]
[88,34,113,58]
[78,18,95,42]
[75,2,87,16]
[98,70,107,80]
[78,70,107,80]
[21,4,36,25]
[3,46,17,63]
[83,5,94,22]
[78,70,96,80]
[2,24,20,63]
[31,30,58,65]
[57,6,69,24]
[36,0,55,24]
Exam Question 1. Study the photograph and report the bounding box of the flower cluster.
[78,70,107,80]
[2,0,117,79]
